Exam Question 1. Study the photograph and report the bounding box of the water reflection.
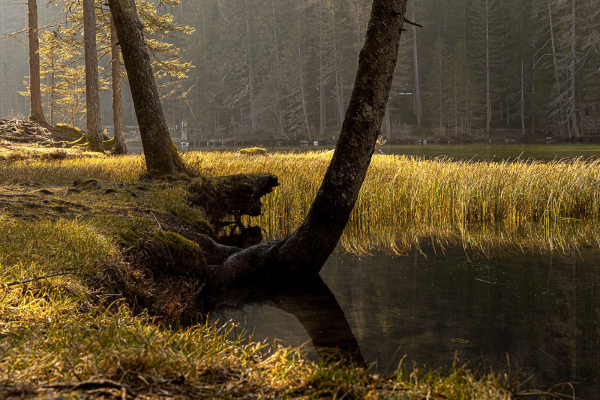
[202,276,365,367]
[212,245,600,398]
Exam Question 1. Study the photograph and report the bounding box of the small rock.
[38,189,54,195]
[102,189,117,196]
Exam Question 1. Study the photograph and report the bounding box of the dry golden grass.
[2,151,600,255]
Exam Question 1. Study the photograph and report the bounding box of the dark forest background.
[1,0,599,142]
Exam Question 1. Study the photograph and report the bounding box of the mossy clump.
[238,147,268,156]
[54,123,85,142]
[187,173,279,230]
[118,226,207,277]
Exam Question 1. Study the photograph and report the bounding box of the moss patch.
[238,147,268,156]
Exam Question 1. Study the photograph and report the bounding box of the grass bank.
[0,156,530,398]
[3,151,598,255]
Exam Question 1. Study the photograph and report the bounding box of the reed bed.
[187,151,600,254]
[2,151,600,254]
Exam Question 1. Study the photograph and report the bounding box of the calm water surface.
[212,246,600,398]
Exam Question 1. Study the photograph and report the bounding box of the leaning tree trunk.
[108,0,185,176]
[110,17,127,155]
[27,0,46,124]
[83,0,103,152]
[212,0,407,287]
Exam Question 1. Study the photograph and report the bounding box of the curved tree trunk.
[212,0,407,287]
[83,0,103,152]
[27,0,46,124]
[108,0,185,176]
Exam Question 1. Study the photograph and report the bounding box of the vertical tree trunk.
[332,7,345,128]
[271,0,284,136]
[411,2,422,127]
[27,0,46,124]
[50,47,54,126]
[318,0,326,135]
[111,17,127,154]
[245,0,257,134]
[213,0,408,286]
[570,0,579,138]
[299,45,312,142]
[384,106,391,140]
[83,0,103,151]
[520,55,525,136]
[485,0,491,134]
[548,3,567,138]
[109,0,186,176]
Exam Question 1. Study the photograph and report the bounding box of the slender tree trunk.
[27,0,46,124]
[385,106,391,140]
[332,7,344,128]
[520,55,525,136]
[485,0,491,134]
[83,0,103,151]
[548,3,567,138]
[109,0,186,176]
[531,56,536,135]
[50,47,55,125]
[271,0,284,136]
[111,17,127,154]
[570,0,579,138]
[212,0,408,286]
[318,0,326,135]
[299,45,312,142]
[245,0,257,134]
[411,2,422,126]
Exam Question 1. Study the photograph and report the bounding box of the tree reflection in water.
[200,275,365,367]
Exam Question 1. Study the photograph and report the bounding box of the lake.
[210,245,600,399]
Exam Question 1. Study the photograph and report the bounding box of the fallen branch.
[4,271,74,287]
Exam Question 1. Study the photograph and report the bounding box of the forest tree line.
[1,0,599,142]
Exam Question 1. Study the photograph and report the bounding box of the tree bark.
[83,0,103,151]
[109,0,186,176]
[212,0,407,287]
[110,17,127,155]
[27,0,46,124]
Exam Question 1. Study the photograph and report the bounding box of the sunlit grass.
[0,153,576,398]
[2,151,600,255]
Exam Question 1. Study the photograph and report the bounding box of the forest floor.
[0,136,563,399]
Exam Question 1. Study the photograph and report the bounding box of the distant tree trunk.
[109,0,186,176]
[570,0,579,138]
[27,0,46,124]
[270,0,284,136]
[245,0,257,134]
[299,45,312,142]
[411,2,422,127]
[485,0,491,134]
[318,0,326,135]
[520,55,525,136]
[83,0,103,151]
[384,106,391,140]
[332,8,345,128]
[212,0,408,286]
[548,3,567,138]
[110,17,127,155]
